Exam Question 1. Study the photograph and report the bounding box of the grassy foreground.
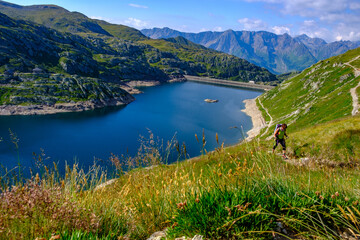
[1,116,360,239]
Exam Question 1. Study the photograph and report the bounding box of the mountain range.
[142,27,360,74]
[0,0,275,84]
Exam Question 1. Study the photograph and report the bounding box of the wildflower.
[234,202,251,212]
[345,197,349,202]
[225,207,231,216]
[195,197,200,203]
[353,200,358,206]
[335,192,340,197]
[315,191,320,196]
[176,201,187,210]
[319,195,324,200]
[331,195,335,199]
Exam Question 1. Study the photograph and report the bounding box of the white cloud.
[238,18,268,31]
[272,26,291,35]
[244,0,360,41]
[213,26,223,31]
[237,18,293,36]
[298,20,332,40]
[124,17,150,29]
[333,23,360,41]
[128,3,148,9]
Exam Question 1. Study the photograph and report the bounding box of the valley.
[0,0,360,239]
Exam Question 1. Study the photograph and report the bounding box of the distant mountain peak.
[142,27,360,74]
[296,34,310,39]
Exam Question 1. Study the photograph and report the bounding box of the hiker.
[273,123,288,159]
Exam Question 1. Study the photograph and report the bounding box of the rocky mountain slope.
[142,27,360,74]
[0,12,167,81]
[0,73,135,115]
[141,36,276,82]
[0,0,276,84]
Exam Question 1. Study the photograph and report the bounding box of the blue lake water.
[0,81,262,173]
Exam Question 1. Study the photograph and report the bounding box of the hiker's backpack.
[274,124,282,135]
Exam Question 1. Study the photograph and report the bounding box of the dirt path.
[258,98,273,138]
[350,82,360,115]
[345,56,360,116]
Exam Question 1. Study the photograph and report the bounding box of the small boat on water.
[204,99,219,103]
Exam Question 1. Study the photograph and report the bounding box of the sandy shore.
[241,98,267,141]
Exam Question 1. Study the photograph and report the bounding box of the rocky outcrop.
[0,97,134,115]
[0,73,135,115]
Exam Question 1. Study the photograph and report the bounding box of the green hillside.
[96,20,147,41]
[142,37,276,82]
[258,47,360,132]
[0,12,168,80]
[255,47,360,162]
[0,1,111,35]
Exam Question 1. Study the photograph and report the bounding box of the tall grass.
[287,115,360,164]
[1,127,360,239]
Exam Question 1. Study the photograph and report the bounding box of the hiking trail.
[345,56,360,116]
[258,98,273,138]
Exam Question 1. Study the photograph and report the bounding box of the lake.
[0,81,262,173]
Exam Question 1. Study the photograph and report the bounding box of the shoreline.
[0,78,186,116]
[0,76,264,120]
[0,96,135,116]
[241,97,267,141]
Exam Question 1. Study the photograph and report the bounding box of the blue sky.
[5,0,360,42]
